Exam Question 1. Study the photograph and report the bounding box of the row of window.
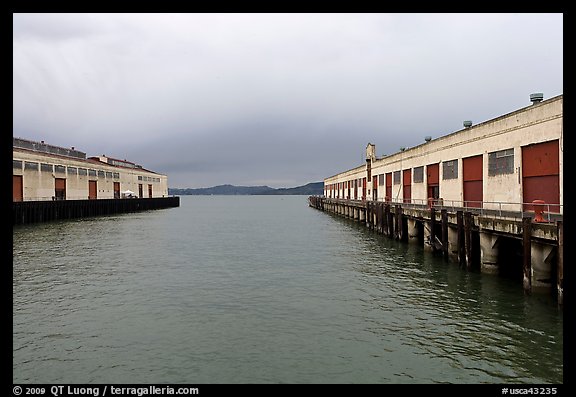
[13,160,161,182]
[327,148,514,188]
[14,160,122,179]
[138,175,161,183]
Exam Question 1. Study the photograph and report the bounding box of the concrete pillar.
[447,226,459,262]
[423,221,433,252]
[480,232,499,274]
[407,218,419,244]
[530,242,554,293]
[557,221,563,306]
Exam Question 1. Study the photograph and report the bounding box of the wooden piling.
[387,204,394,239]
[377,202,384,233]
[430,207,436,251]
[383,204,389,236]
[441,209,448,260]
[557,220,563,306]
[522,217,532,295]
[395,205,402,240]
[464,211,472,270]
[457,211,465,267]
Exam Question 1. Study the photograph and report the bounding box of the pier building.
[311,93,563,303]
[12,137,178,223]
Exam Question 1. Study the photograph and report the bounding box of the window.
[393,171,401,184]
[13,160,22,170]
[88,169,97,177]
[113,172,120,179]
[443,160,458,180]
[106,171,113,178]
[24,161,38,171]
[41,163,53,172]
[78,168,87,176]
[488,148,514,176]
[138,175,143,181]
[97,170,105,178]
[378,174,384,185]
[67,167,78,175]
[54,165,66,174]
[413,166,424,183]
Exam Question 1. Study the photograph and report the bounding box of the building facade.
[324,94,563,216]
[13,138,169,202]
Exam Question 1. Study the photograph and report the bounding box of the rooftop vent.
[463,120,472,128]
[530,93,544,104]
[424,136,432,142]
[400,147,406,151]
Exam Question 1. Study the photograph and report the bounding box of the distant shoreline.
[168,182,323,196]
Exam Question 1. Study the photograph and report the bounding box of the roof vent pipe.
[463,120,472,128]
[424,136,432,142]
[530,93,543,104]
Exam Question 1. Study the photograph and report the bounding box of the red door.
[403,169,411,203]
[427,163,439,202]
[362,178,366,200]
[463,155,483,208]
[13,175,23,202]
[522,140,560,213]
[113,182,120,199]
[89,180,97,199]
[55,178,66,200]
[372,175,378,200]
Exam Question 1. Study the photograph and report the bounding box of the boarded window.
[442,160,458,180]
[54,165,66,174]
[41,163,53,172]
[78,168,87,176]
[24,161,38,171]
[67,167,78,175]
[13,160,22,170]
[488,148,514,176]
[413,166,424,183]
[393,171,401,184]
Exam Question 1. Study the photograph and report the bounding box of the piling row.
[13,196,180,225]
[309,196,562,305]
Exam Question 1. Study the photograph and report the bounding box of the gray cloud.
[13,13,563,188]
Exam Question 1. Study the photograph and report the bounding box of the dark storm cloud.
[13,13,563,188]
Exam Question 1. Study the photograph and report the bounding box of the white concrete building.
[325,93,563,215]
[13,138,169,201]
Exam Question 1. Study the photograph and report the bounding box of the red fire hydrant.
[532,199,546,222]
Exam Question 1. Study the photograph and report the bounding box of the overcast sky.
[13,13,563,188]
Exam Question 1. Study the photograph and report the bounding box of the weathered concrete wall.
[13,148,169,201]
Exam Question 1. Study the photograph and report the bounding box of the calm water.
[13,196,563,384]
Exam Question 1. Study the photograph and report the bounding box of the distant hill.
[169,182,323,196]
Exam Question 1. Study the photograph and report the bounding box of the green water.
[13,196,563,383]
